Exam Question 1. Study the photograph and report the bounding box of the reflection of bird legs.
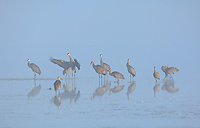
[114,80,119,84]
[99,74,100,87]
[34,72,36,86]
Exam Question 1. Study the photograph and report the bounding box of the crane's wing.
[50,57,70,69]
[30,63,41,75]
[128,65,135,76]
[74,58,80,70]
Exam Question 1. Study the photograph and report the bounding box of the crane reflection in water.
[91,82,111,101]
[51,82,80,109]
[127,81,136,100]
[162,78,179,93]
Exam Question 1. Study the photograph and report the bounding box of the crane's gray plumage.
[126,59,136,77]
[100,54,111,72]
[109,69,125,82]
[164,67,179,80]
[27,59,41,75]
[91,61,107,75]
[50,57,71,69]
[161,65,170,73]
[63,67,72,75]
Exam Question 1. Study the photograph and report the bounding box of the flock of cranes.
[27,53,179,94]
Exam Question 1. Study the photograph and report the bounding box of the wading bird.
[100,54,111,78]
[27,59,41,83]
[50,55,80,76]
[153,66,160,83]
[54,77,62,95]
[90,61,107,85]
[126,59,136,82]
[109,69,125,83]
[164,67,179,80]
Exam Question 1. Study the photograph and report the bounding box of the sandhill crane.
[109,69,125,83]
[27,59,41,85]
[109,85,125,95]
[50,55,80,76]
[153,66,160,83]
[54,77,62,95]
[164,67,179,80]
[100,54,111,78]
[153,84,160,98]
[67,53,81,77]
[127,81,136,100]
[126,59,136,82]
[90,61,107,85]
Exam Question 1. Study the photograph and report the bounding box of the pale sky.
[0,1,199,79]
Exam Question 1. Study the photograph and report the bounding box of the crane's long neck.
[27,61,31,68]
[126,61,129,67]
[100,56,103,65]
[154,68,156,73]
[92,63,96,69]
[69,55,73,62]
[109,71,113,76]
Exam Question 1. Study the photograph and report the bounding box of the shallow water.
[0,76,200,128]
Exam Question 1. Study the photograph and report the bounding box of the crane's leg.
[117,79,119,84]
[99,74,100,87]
[101,74,103,86]
[130,74,131,83]
[34,72,36,86]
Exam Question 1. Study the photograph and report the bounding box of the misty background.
[0,1,199,81]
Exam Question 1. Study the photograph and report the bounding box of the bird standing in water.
[126,59,136,82]
[100,54,111,79]
[90,61,107,86]
[27,59,41,85]
[153,66,160,83]
[54,77,62,95]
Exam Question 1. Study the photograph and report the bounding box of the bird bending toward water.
[27,59,41,84]
[164,67,179,80]
[126,59,136,82]
[153,66,160,83]
[54,77,62,95]
[109,69,125,83]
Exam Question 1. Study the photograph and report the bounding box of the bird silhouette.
[27,59,41,85]
[54,77,62,95]
[153,66,160,83]
[90,61,107,85]
[126,59,136,82]
[164,67,179,80]
[109,69,125,83]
